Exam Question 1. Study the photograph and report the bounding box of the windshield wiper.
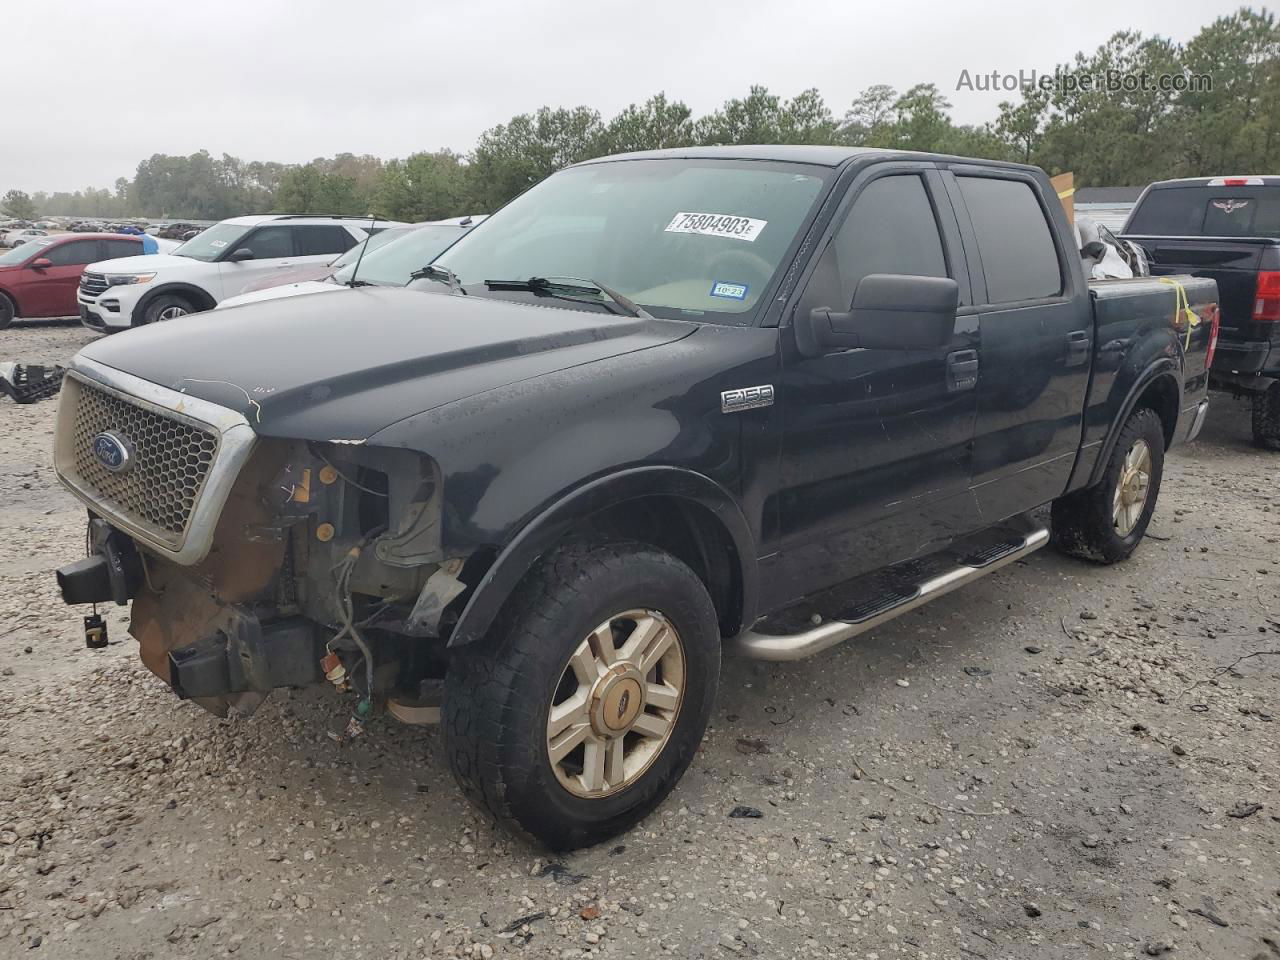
[483,276,653,319]
[408,263,466,295]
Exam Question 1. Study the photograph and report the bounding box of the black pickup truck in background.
[52,146,1216,849]
[1122,176,1280,447]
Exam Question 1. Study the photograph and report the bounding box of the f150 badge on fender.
[721,384,775,413]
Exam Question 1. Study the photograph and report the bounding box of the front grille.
[80,273,109,297]
[61,377,220,547]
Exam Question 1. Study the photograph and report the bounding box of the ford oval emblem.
[91,431,133,473]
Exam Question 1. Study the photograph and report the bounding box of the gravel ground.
[2,322,1278,960]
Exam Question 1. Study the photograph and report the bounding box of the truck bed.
[1070,274,1216,481]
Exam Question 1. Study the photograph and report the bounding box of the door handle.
[946,349,979,393]
[1065,329,1090,366]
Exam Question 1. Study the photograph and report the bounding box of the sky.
[1,0,1252,194]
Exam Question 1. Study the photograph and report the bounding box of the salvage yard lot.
[2,321,1278,959]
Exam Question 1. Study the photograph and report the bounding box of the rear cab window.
[957,176,1063,303]
[1127,184,1280,237]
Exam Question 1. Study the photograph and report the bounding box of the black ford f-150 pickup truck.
[1122,176,1280,446]
[53,146,1216,849]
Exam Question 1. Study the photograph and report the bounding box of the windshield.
[436,159,829,321]
[332,224,473,285]
[172,222,252,262]
[1127,186,1280,238]
[0,239,52,265]
[327,226,418,276]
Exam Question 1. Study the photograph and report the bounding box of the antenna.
[345,212,378,287]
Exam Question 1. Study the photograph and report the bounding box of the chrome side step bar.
[732,527,1050,662]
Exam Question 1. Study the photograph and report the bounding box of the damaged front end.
[52,358,468,720]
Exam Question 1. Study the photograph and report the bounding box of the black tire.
[0,293,14,330]
[1052,407,1165,564]
[443,540,720,850]
[1252,382,1280,450]
[140,293,195,326]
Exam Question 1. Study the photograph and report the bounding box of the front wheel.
[1253,382,1280,450]
[443,540,720,850]
[140,293,195,325]
[1052,407,1165,564]
[0,293,15,330]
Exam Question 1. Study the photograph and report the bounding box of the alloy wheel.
[1112,438,1152,536]
[546,609,685,798]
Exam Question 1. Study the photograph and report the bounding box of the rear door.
[293,225,358,263]
[945,168,1092,515]
[103,237,144,261]
[772,164,981,603]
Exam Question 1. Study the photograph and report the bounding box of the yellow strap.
[1057,187,1076,199]
[1157,277,1200,351]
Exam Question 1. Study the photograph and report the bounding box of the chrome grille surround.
[54,357,258,565]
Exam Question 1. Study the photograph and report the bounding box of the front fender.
[445,465,757,648]
[131,282,216,323]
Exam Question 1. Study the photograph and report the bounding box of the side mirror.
[30,258,52,269]
[228,248,255,262]
[796,274,959,356]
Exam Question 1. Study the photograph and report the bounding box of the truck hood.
[87,253,195,273]
[76,286,694,442]
[217,279,338,310]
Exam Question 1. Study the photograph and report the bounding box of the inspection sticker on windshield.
[710,281,749,301]
[665,212,767,242]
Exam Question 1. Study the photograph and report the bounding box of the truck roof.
[576,144,1042,173]
[1144,176,1280,188]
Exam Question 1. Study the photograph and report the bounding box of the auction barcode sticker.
[665,212,767,242]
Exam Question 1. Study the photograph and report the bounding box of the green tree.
[694,86,838,145]
[1033,30,1185,184]
[996,89,1049,163]
[1173,8,1280,175]
[839,84,898,145]
[601,93,694,153]
[887,83,954,151]
[2,190,36,220]
[470,106,606,209]
[376,150,472,221]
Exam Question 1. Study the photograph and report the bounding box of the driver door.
[768,165,982,607]
[218,225,297,297]
[25,238,103,317]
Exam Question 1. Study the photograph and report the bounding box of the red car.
[0,233,144,329]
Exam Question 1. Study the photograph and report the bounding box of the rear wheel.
[1252,382,1280,450]
[0,293,14,330]
[443,540,720,850]
[1052,407,1165,564]
[140,293,195,325]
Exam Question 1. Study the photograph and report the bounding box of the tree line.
[5,7,1277,223]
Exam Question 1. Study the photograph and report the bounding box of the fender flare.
[131,283,217,325]
[446,465,758,648]
[1087,359,1183,488]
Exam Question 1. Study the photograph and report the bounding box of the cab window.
[800,174,949,318]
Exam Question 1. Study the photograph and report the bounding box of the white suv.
[77,214,404,332]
